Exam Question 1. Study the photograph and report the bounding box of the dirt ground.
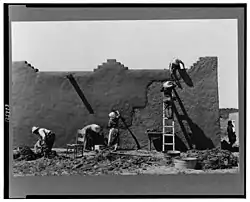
[12,148,239,177]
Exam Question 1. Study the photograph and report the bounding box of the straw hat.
[163,81,175,88]
[31,126,39,133]
[109,112,116,118]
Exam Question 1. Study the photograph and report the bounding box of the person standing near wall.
[32,126,56,157]
[107,110,120,151]
[227,120,236,146]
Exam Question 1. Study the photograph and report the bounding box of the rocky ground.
[12,147,239,177]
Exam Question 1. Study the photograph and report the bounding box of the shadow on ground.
[221,140,239,152]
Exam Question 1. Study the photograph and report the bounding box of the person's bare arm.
[179,60,185,69]
[115,110,120,118]
[39,129,47,140]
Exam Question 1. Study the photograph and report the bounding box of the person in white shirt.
[32,126,56,155]
[107,110,120,151]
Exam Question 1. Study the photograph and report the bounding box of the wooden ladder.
[162,93,175,152]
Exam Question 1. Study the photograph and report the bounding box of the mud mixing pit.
[12,148,239,177]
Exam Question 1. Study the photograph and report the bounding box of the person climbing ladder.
[161,81,176,119]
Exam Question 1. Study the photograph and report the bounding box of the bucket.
[174,159,188,169]
[94,145,105,151]
[183,157,197,169]
[174,157,197,169]
[167,150,181,158]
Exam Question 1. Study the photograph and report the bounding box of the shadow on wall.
[178,68,194,87]
[170,62,194,89]
[172,85,214,151]
[152,134,188,152]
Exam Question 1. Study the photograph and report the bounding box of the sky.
[11,19,238,109]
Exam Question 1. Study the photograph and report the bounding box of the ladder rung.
[164,126,174,128]
[164,143,174,145]
[163,134,174,136]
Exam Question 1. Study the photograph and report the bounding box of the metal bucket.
[174,157,197,169]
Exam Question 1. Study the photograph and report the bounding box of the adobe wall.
[12,58,220,150]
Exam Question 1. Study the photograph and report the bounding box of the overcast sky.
[11,19,238,109]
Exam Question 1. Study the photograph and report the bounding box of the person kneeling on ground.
[32,126,56,157]
[77,124,102,151]
[108,110,120,151]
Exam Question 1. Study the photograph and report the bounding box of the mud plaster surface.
[12,58,220,150]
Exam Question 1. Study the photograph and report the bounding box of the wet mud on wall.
[12,58,220,151]
[121,57,221,150]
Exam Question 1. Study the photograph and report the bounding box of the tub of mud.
[167,150,181,157]
[174,157,197,169]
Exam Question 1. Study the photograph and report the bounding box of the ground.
[12,148,239,177]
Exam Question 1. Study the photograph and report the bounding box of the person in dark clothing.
[227,120,236,146]
[77,124,101,151]
[169,58,185,76]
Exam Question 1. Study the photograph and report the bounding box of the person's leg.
[228,134,233,146]
[82,134,87,150]
[113,129,119,151]
[34,140,41,153]
[88,135,94,150]
[44,133,55,157]
[48,133,55,151]
[169,103,173,119]
[108,128,114,147]
[85,133,92,150]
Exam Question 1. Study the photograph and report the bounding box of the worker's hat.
[163,81,175,88]
[92,124,101,133]
[109,112,116,118]
[32,126,39,133]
